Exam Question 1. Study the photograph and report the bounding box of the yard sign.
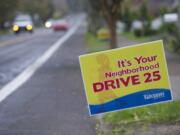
[79,40,172,116]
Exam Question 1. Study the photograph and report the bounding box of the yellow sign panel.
[79,40,172,116]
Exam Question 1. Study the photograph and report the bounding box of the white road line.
[0,18,82,103]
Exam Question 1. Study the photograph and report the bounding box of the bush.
[168,29,180,53]
[122,6,135,31]
[141,1,152,35]
[163,23,180,53]
[136,0,154,37]
[161,23,177,35]
[134,29,142,37]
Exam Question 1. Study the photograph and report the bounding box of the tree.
[83,0,123,49]
[101,0,124,49]
[139,0,152,36]
[17,0,54,22]
[121,3,135,32]
[169,29,180,53]
[0,0,18,29]
[87,0,102,35]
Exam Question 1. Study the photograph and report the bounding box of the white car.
[12,15,34,34]
[163,13,178,23]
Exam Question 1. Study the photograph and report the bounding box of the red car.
[52,20,69,31]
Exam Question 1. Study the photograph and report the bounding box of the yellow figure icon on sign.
[96,54,118,104]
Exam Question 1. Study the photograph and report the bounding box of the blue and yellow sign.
[79,40,172,116]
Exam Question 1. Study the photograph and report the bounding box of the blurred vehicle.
[132,19,162,31]
[97,28,110,41]
[151,17,162,30]
[117,21,125,33]
[163,13,178,23]
[52,19,69,31]
[12,14,34,34]
[45,19,54,28]
[132,20,143,31]
[131,20,143,37]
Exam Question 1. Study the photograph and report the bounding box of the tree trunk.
[108,17,117,49]
[101,0,121,49]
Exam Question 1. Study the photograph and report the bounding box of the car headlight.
[13,25,19,32]
[45,22,52,28]
[26,24,33,30]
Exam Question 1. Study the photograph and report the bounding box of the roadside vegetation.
[120,32,150,42]
[85,0,180,54]
[99,100,180,135]
[85,32,110,52]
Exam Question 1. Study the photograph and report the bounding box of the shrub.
[134,29,142,37]
[168,29,180,53]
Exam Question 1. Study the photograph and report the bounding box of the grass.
[121,31,150,42]
[104,100,180,124]
[102,100,180,135]
[85,32,110,52]
[84,31,150,53]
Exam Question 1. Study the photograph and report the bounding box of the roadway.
[0,15,96,135]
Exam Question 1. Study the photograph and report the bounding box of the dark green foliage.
[134,29,142,37]
[0,0,18,28]
[0,0,54,29]
[86,0,102,35]
[168,26,180,53]
[18,0,54,22]
[121,5,135,31]
[139,0,153,36]
[161,23,178,35]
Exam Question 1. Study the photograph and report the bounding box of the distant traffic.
[45,19,69,32]
[12,14,34,34]
[11,14,70,35]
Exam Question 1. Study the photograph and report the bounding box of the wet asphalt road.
[0,29,64,88]
[0,17,96,134]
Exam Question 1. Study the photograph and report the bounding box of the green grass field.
[102,100,180,134]
[104,100,180,124]
[84,32,110,52]
[121,32,150,42]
